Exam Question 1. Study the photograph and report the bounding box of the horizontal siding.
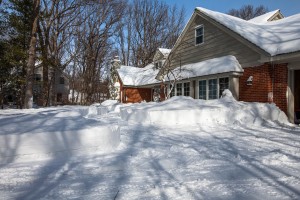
[169,15,261,69]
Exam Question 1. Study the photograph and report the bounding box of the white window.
[198,80,207,99]
[219,77,229,97]
[208,79,218,99]
[195,25,204,45]
[176,83,182,96]
[197,77,229,100]
[169,81,190,97]
[183,82,190,96]
[155,61,162,69]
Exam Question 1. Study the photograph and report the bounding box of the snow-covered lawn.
[0,94,300,199]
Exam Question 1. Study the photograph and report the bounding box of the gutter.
[259,51,300,63]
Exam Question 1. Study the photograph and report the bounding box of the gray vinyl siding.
[169,15,261,69]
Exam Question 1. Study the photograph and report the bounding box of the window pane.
[176,83,182,96]
[183,82,190,96]
[196,36,203,44]
[196,27,203,36]
[219,77,229,97]
[170,84,175,97]
[208,79,217,99]
[199,80,207,99]
[195,26,204,45]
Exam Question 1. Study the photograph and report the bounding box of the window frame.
[219,77,229,98]
[183,82,190,96]
[208,78,218,100]
[196,76,230,100]
[198,80,207,100]
[195,25,204,46]
[169,81,191,97]
[176,83,183,96]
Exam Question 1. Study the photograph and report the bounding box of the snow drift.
[120,90,289,126]
[0,107,120,164]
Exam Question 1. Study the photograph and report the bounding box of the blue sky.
[164,0,300,20]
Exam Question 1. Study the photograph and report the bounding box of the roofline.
[195,9,270,57]
[156,12,199,80]
[162,71,244,84]
[122,83,160,88]
[259,51,300,63]
[268,10,284,21]
[156,8,273,80]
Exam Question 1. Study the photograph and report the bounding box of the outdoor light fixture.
[247,76,253,85]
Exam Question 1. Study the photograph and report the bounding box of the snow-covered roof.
[158,48,171,56]
[248,10,282,24]
[117,64,160,86]
[165,55,243,81]
[196,7,300,56]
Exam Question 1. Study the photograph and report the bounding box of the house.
[110,49,171,103]
[34,65,70,106]
[112,8,300,123]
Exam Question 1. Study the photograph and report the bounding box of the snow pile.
[120,90,289,126]
[86,104,108,117]
[0,108,120,163]
[101,99,132,112]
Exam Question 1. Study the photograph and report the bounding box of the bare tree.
[24,0,40,108]
[67,0,125,105]
[116,0,185,67]
[37,0,82,106]
[227,5,269,20]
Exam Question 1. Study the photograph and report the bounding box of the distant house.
[111,8,300,123]
[34,65,69,106]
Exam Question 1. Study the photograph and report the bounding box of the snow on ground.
[0,94,300,199]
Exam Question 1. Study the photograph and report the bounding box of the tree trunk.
[24,0,40,109]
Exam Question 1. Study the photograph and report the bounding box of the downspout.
[270,56,274,103]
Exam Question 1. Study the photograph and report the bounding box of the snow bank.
[86,104,108,117]
[0,108,120,164]
[0,126,120,164]
[120,90,290,126]
[101,99,132,112]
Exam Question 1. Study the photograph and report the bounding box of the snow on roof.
[196,7,300,56]
[248,10,281,24]
[165,55,243,81]
[158,48,171,56]
[117,64,160,86]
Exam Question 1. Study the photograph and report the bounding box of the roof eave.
[195,9,270,57]
[259,51,300,63]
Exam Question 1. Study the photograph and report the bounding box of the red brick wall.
[239,63,288,113]
[273,64,288,114]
